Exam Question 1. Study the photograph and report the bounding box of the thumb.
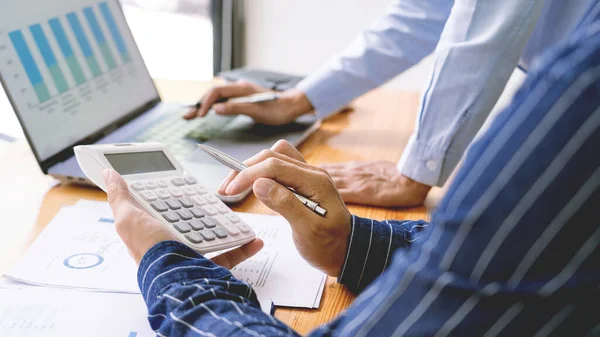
[253,178,309,223]
[103,169,135,218]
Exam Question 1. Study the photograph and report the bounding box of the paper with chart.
[4,203,139,293]
[231,213,327,308]
[6,200,327,308]
[0,288,153,337]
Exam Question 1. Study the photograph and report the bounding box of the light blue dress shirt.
[297,0,590,186]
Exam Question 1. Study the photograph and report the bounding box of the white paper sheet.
[0,288,154,337]
[232,213,327,308]
[4,205,139,293]
[7,200,326,309]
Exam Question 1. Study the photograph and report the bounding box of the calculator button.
[177,209,194,220]
[184,176,198,185]
[173,222,192,233]
[199,230,216,241]
[212,226,229,239]
[191,195,208,206]
[215,202,230,214]
[201,217,217,228]
[193,186,207,195]
[162,211,180,223]
[156,180,169,188]
[179,197,195,208]
[188,219,204,230]
[140,191,158,201]
[166,199,182,210]
[237,223,251,234]
[214,215,240,236]
[150,201,169,212]
[156,189,171,199]
[225,213,241,223]
[190,207,207,218]
[185,232,203,244]
[145,181,158,189]
[168,188,184,198]
[171,178,186,186]
[181,186,197,196]
[205,195,220,204]
[130,182,145,191]
[202,205,219,216]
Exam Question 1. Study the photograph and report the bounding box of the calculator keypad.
[129,176,253,252]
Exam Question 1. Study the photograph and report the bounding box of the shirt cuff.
[137,241,232,307]
[397,135,463,187]
[338,215,427,293]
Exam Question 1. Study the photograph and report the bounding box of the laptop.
[0,0,319,202]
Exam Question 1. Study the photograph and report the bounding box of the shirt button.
[426,160,437,171]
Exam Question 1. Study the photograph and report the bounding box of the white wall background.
[243,0,434,91]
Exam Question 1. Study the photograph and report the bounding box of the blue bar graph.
[128,333,138,337]
[8,30,51,102]
[83,6,117,70]
[99,2,130,63]
[49,18,86,85]
[67,12,102,77]
[29,24,69,94]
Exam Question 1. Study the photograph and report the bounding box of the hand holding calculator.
[74,142,256,254]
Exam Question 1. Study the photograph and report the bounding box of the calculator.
[74,142,256,254]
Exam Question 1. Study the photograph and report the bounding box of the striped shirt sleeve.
[337,215,428,293]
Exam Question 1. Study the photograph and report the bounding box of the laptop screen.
[0,0,158,161]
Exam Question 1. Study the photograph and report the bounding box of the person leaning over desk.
[103,4,600,335]
[186,0,590,208]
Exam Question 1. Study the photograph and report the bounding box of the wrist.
[280,88,313,119]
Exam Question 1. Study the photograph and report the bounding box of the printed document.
[5,200,326,308]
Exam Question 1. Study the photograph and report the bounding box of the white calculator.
[74,142,256,254]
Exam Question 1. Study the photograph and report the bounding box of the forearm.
[297,0,452,119]
[398,0,546,187]
[338,215,428,293]
[138,241,298,336]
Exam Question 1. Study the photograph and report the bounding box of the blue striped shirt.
[137,3,600,336]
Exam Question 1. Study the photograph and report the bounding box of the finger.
[270,140,306,163]
[337,188,362,204]
[253,178,313,224]
[213,102,263,118]
[103,169,136,219]
[225,157,328,197]
[210,238,264,269]
[331,176,349,189]
[190,83,260,119]
[218,140,308,194]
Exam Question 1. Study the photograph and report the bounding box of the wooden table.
[5,79,429,335]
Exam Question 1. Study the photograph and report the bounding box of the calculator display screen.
[105,151,176,175]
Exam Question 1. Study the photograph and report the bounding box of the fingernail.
[214,104,225,114]
[102,169,112,183]
[225,181,237,195]
[218,180,229,193]
[254,179,274,198]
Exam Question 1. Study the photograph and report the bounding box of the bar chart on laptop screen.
[0,0,156,161]
[3,2,134,106]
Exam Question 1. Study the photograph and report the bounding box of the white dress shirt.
[297,0,590,186]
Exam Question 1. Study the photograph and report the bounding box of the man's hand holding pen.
[219,140,353,277]
[183,81,314,126]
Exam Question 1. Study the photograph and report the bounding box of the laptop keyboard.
[133,111,235,158]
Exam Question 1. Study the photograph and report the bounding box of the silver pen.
[188,92,279,110]
[197,144,328,217]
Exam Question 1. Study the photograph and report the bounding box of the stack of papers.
[3,200,326,315]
